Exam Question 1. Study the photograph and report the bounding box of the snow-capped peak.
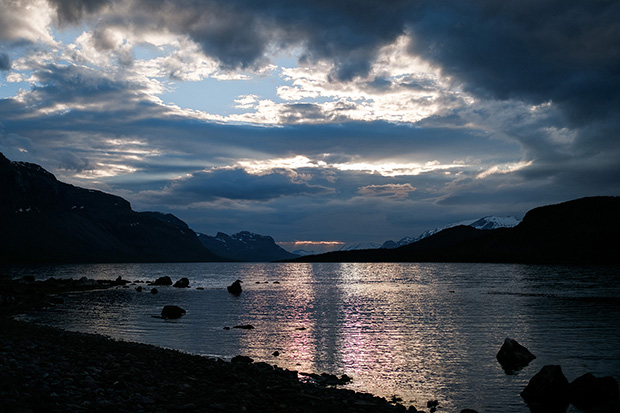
[338,242,383,251]
[382,215,521,249]
[469,216,521,230]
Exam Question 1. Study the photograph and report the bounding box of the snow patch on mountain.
[382,215,521,249]
[338,242,383,251]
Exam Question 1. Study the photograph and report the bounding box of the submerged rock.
[150,288,158,294]
[161,305,186,319]
[521,365,569,410]
[173,277,190,288]
[227,280,242,295]
[496,337,536,372]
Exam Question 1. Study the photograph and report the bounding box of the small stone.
[173,277,190,288]
[161,305,186,319]
[233,324,254,330]
[427,400,439,408]
[153,276,173,286]
[231,355,254,363]
[272,351,280,357]
[227,280,242,295]
[49,296,64,304]
[150,288,158,294]
[496,337,536,372]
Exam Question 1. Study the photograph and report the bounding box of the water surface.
[6,262,620,412]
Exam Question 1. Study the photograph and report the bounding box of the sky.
[1,0,619,252]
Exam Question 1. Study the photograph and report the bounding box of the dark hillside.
[296,197,620,264]
[0,153,221,263]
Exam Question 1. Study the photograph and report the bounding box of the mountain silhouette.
[292,196,620,264]
[196,231,299,262]
[0,153,221,263]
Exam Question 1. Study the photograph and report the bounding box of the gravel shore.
[0,276,421,412]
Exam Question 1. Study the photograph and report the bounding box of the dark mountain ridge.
[0,153,221,263]
[196,231,300,262]
[292,196,620,264]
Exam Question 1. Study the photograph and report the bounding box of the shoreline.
[1,276,422,412]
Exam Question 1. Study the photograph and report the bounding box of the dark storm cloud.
[46,0,411,79]
[47,0,112,25]
[406,0,620,126]
[44,0,620,123]
[0,53,10,71]
[140,168,333,205]
[1,0,617,244]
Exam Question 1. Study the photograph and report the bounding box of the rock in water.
[161,305,186,319]
[173,277,190,288]
[521,365,569,410]
[569,373,620,409]
[233,324,254,330]
[231,355,253,363]
[227,280,242,295]
[153,276,173,286]
[496,337,536,372]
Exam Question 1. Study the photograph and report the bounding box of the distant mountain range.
[0,153,220,263]
[0,153,293,263]
[289,196,620,264]
[381,215,521,249]
[2,153,618,265]
[196,231,299,262]
[337,242,383,251]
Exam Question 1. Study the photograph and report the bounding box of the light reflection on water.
[5,262,620,413]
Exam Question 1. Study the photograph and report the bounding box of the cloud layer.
[1,0,619,246]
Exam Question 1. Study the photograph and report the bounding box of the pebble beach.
[0,276,420,413]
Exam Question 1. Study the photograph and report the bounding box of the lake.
[5,262,620,412]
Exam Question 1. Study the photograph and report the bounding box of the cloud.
[0,53,11,71]
[406,0,620,126]
[48,0,112,25]
[0,0,56,45]
[358,183,416,199]
[0,0,618,245]
[136,167,334,206]
[476,160,533,180]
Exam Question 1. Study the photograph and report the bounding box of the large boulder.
[227,280,242,295]
[161,305,186,319]
[173,277,190,288]
[521,365,569,411]
[569,373,620,409]
[496,337,536,372]
[153,276,173,286]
